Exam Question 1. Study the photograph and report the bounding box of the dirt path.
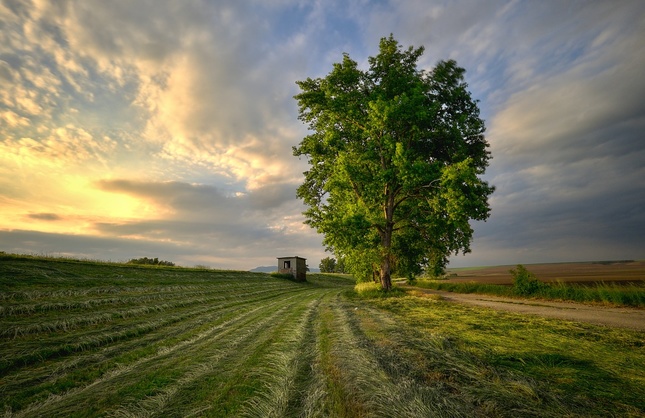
[408,287,645,331]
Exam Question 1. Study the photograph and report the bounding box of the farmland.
[445,260,645,286]
[1,254,644,417]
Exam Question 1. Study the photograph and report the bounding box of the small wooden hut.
[277,256,307,281]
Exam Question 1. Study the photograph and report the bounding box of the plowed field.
[446,260,645,285]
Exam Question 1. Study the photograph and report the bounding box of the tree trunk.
[379,220,394,290]
[380,186,395,290]
[380,256,392,290]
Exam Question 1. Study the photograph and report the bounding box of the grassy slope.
[1,254,644,417]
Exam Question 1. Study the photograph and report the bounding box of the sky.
[1,0,644,271]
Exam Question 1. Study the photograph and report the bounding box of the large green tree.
[294,36,494,290]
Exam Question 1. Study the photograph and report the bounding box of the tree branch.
[393,179,441,210]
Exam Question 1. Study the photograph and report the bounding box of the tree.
[319,256,337,273]
[335,256,346,274]
[510,265,545,296]
[293,35,494,290]
[319,256,348,273]
[127,257,175,266]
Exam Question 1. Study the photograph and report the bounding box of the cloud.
[485,6,645,203]
[0,126,118,172]
[92,178,315,250]
[0,0,331,191]
[1,0,644,270]
[0,177,324,269]
[94,178,297,217]
[26,213,63,221]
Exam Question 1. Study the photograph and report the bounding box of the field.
[445,260,645,285]
[1,254,644,417]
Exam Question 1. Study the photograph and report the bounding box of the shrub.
[510,265,544,296]
[127,257,175,266]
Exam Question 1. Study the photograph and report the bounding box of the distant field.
[446,260,645,285]
[1,254,644,417]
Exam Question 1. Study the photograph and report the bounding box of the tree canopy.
[293,35,494,290]
[319,256,347,273]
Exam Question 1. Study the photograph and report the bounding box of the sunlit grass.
[354,281,406,298]
[364,294,645,416]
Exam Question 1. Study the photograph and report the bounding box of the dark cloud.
[95,178,297,216]
[443,0,645,266]
[0,229,189,263]
[0,224,324,270]
[84,178,322,268]
[26,213,62,221]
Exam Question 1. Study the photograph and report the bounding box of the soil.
[409,287,645,331]
[444,260,645,285]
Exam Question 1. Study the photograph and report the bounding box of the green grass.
[415,278,645,307]
[1,254,644,416]
[361,293,645,416]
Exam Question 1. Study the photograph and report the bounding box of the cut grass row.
[1,285,294,338]
[2,273,332,415]
[1,256,644,416]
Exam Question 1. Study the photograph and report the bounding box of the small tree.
[510,265,544,296]
[127,257,175,267]
[319,257,337,273]
[294,35,494,290]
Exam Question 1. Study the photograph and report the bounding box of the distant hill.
[249,266,321,273]
[249,266,276,273]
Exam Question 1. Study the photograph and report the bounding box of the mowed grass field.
[1,254,644,417]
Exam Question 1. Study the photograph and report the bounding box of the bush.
[510,265,544,296]
[127,257,175,266]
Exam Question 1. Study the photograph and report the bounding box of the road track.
[409,287,645,331]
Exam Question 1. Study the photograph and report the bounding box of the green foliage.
[510,265,545,296]
[293,35,494,290]
[335,256,346,274]
[319,256,336,273]
[127,256,175,266]
[319,256,348,273]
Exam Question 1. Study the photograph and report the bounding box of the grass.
[415,278,645,307]
[1,253,644,416]
[354,281,406,298]
[360,293,645,416]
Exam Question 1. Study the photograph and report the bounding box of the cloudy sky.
[1,0,644,270]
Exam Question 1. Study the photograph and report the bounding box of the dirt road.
[410,287,645,331]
